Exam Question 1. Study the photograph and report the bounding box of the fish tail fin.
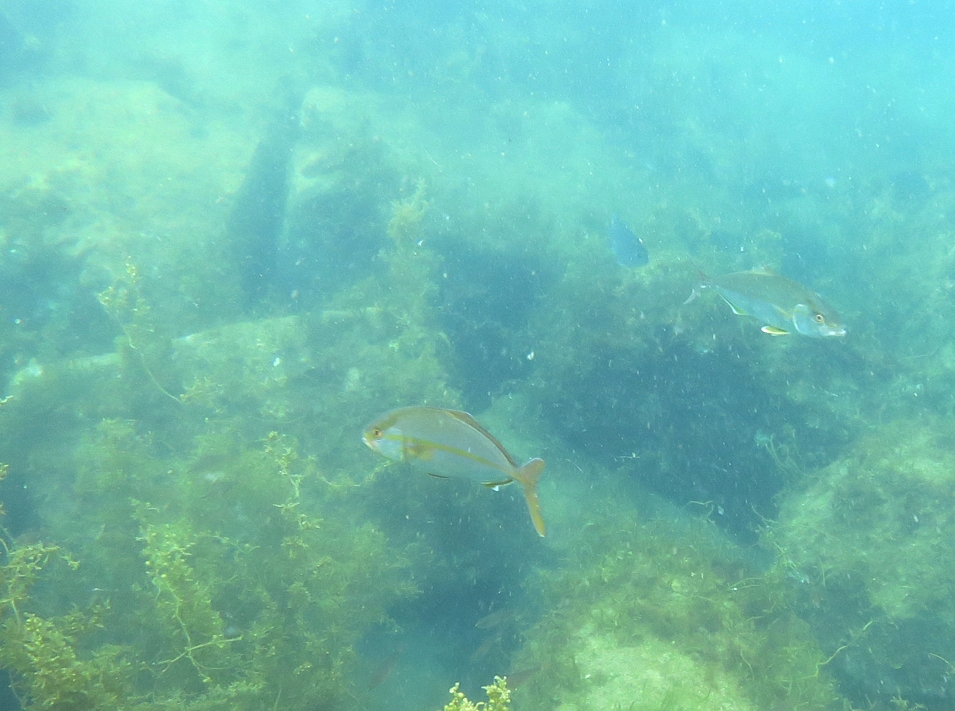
[515,458,546,537]
[683,265,707,305]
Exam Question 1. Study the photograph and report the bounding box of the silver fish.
[701,267,845,337]
[363,407,546,536]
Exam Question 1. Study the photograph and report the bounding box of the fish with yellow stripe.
[362,406,547,537]
[699,266,846,338]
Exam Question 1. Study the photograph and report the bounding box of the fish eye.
[814,313,824,323]
[372,428,382,438]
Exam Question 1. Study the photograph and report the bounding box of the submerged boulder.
[770,418,955,708]
[513,508,841,711]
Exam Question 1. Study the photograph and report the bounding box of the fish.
[362,407,546,536]
[608,216,649,267]
[474,608,517,630]
[700,267,845,337]
[366,644,405,690]
[503,664,545,690]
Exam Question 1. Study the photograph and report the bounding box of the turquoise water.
[0,1,954,709]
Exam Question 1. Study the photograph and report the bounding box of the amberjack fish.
[699,266,845,337]
[362,407,546,536]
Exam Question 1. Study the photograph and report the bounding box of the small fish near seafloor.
[608,215,649,267]
[362,406,546,536]
[697,266,846,338]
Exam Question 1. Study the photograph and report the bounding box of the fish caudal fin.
[515,458,546,537]
[683,267,707,306]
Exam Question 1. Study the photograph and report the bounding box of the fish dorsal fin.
[752,265,778,276]
[445,409,520,467]
[761,325,790,335]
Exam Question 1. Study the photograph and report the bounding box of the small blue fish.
[608,216,649,267]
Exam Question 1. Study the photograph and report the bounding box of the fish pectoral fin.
[483,478,513,491]
[717,294,749,316]
[761,325,790,336]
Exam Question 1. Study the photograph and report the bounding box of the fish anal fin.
[761,325,790,336]
[483,478,513,491]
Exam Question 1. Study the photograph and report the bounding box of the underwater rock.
[512,511,840,711]
[558,630,756,711]
[228,94,301,307]
[770,418,955,708]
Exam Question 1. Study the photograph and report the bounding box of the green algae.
[441,677,510,711]
[512,508,842,711]
[769,417,955,707]
[97,258,185,408]
[0,534,133,711]
[0,236,448,710]
[0,420,417,710]
[521,247,853,538]
[0,47,896,711]
[0,164,475,709]
[0,111,872,711]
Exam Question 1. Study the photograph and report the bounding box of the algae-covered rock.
[556,630,757,711]
[522,246,854,539]
[770,417,955,707]
[514,508,841,711]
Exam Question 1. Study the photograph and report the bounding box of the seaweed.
[441,677,510,711]
[0,413,417,710]
[512,507,842,711]
[769,418,955,708]
[0,533,134,711]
